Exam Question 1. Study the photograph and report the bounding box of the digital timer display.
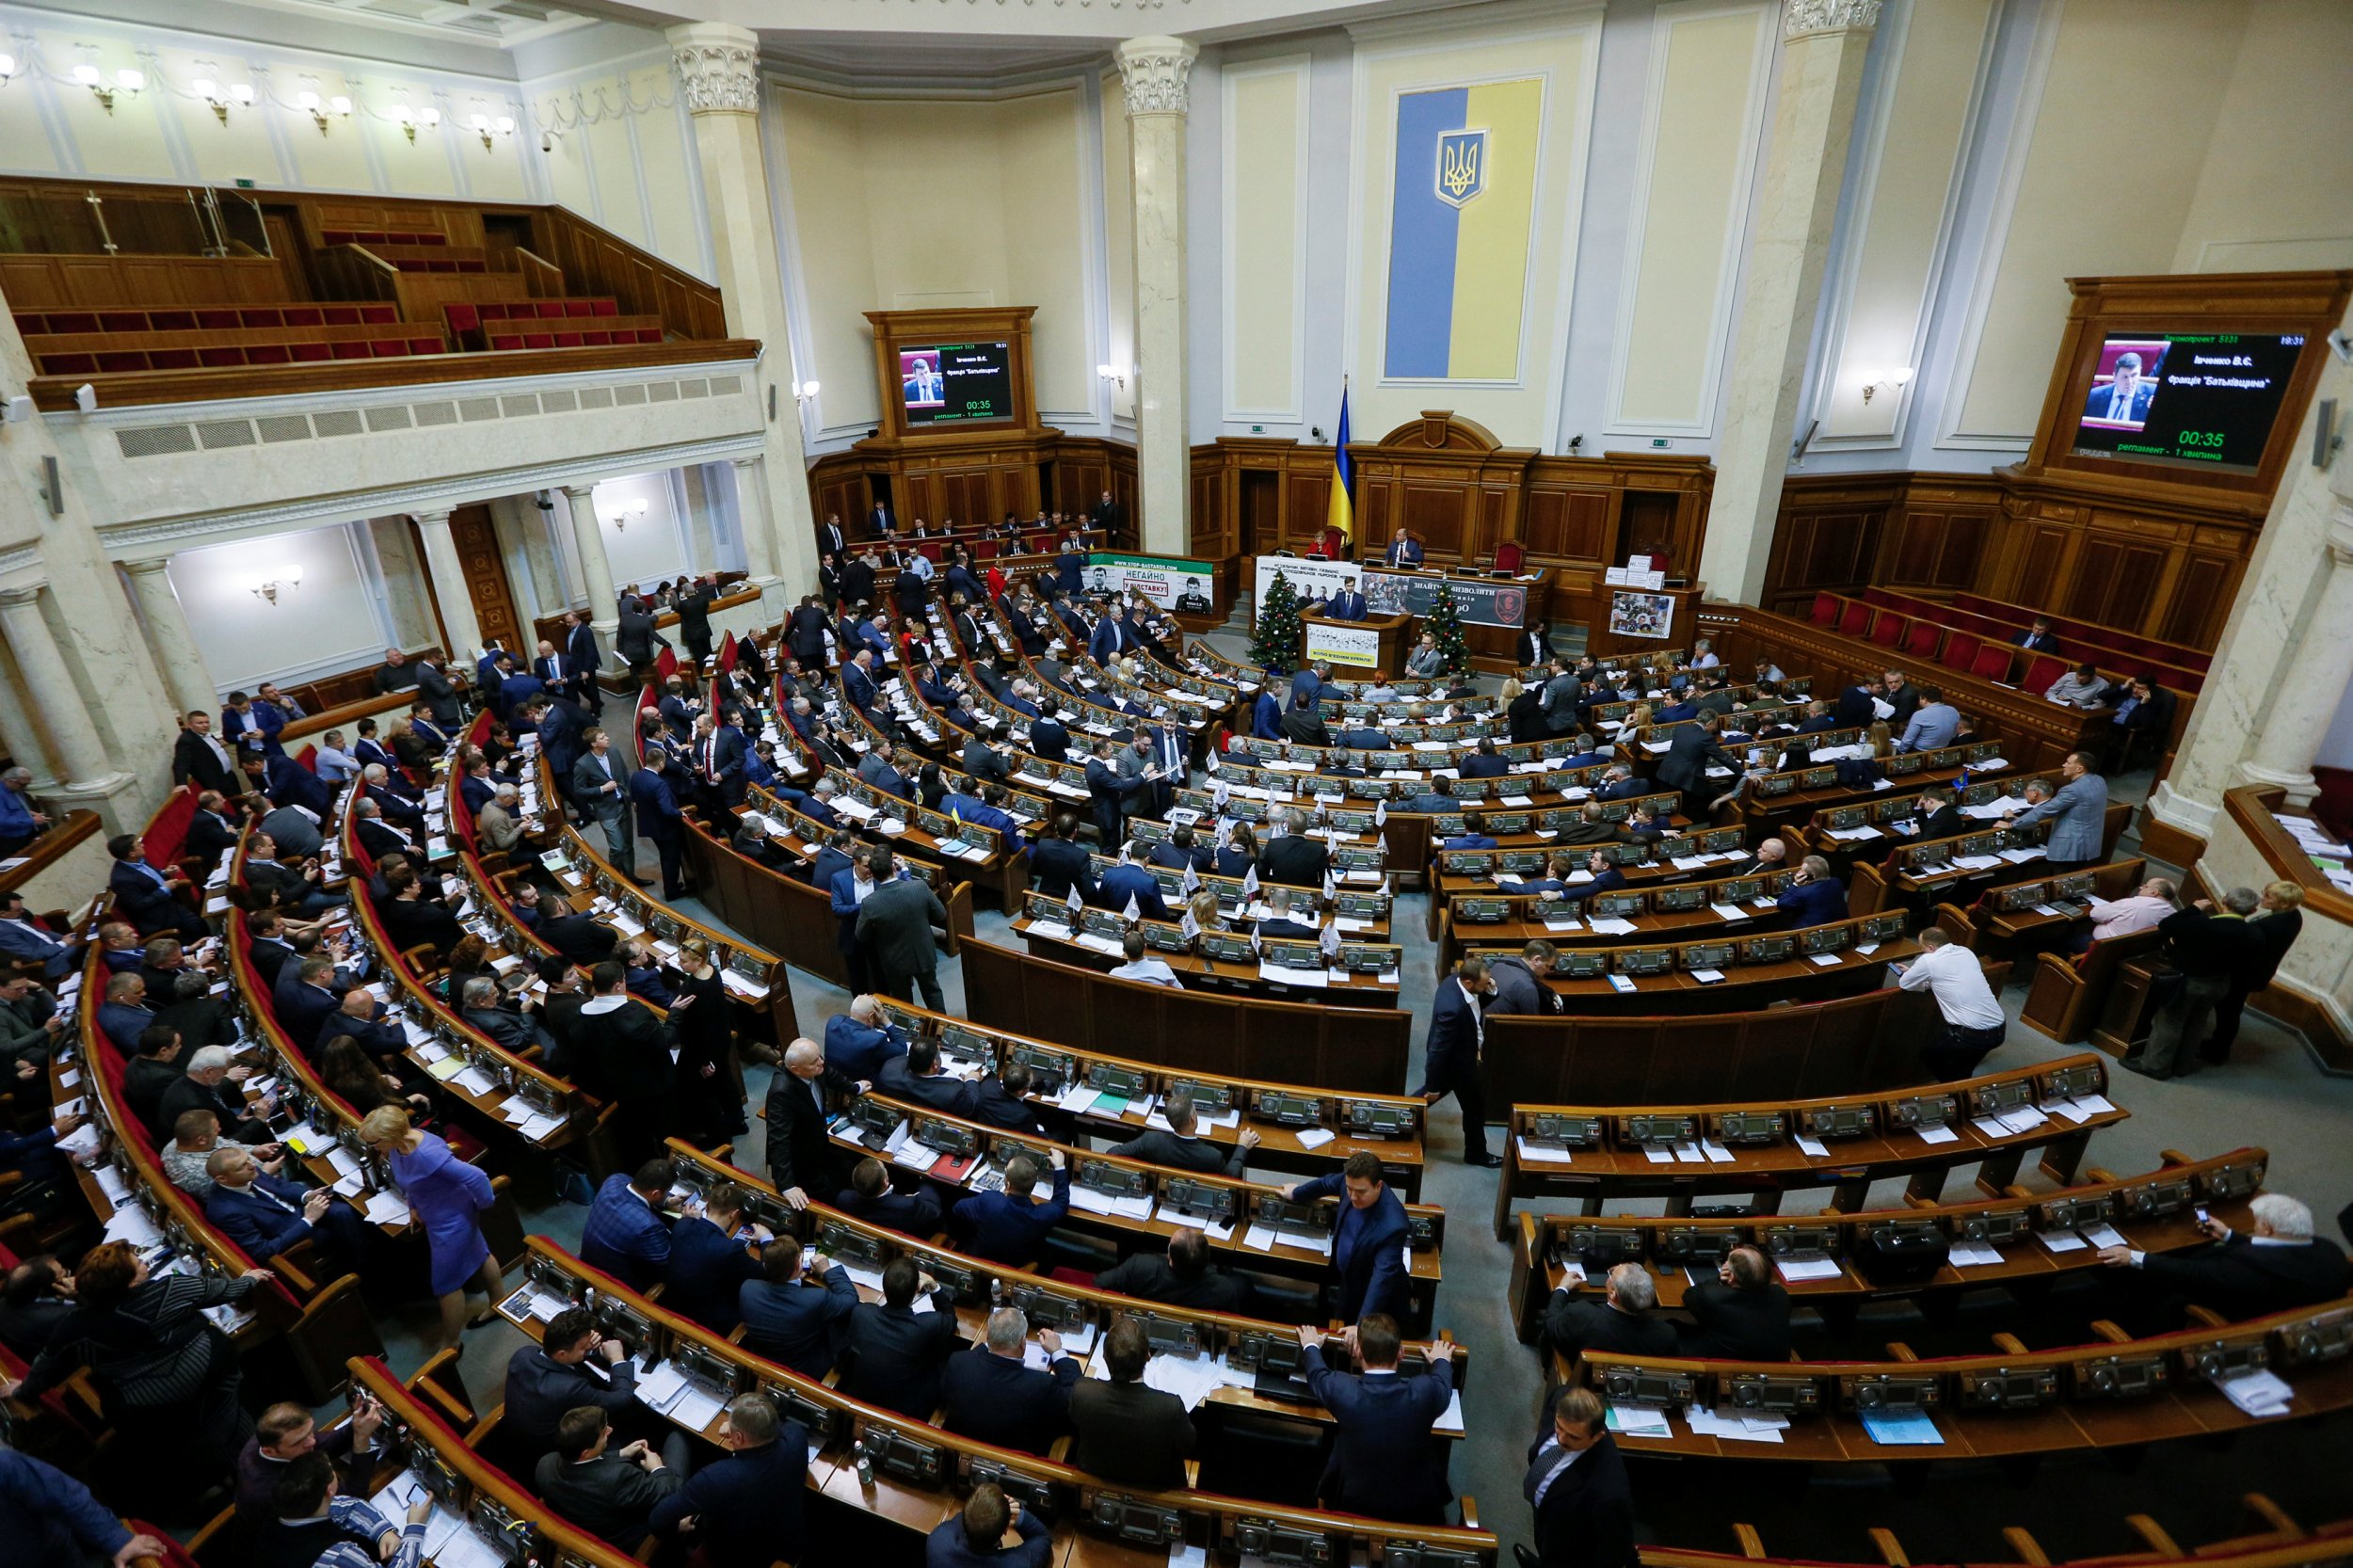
[2071,331,2305,474]
[901,342,1014,427]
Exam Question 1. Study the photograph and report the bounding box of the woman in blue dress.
[360,1104,503,1352]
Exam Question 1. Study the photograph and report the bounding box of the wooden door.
[445,504,525,655]
[1241,471,1281,556]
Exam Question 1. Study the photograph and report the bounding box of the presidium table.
[1253,554,1545,674]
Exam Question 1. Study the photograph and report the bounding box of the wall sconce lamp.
[192,77,254,124]
[1861,365,1914,405]
[793,379,820,407]
[250,564,304,605]
[602,499,648,533]
[1097,363,1128,392]
[393,104,441,142]
[73,63,144,113]
[467,111,515,150]
[297,88,351,132]
[0,54,20,85]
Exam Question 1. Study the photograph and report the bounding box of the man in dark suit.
[411,658,461,728]
[836,1157,947,1239]
[2098,1193,2347,1318]
[764,1036,856,1208]
[1118,1091,1258,1176]
[2205,881,2305,1064]
[272,955,344,1048]
[1326,578,1369,621]
[664,1184,767,1333]
[1555,846,1630,906]
[1526,1385,1637,1568]
[2013,615,2059,653]
[648,1392,808,1568]
[1833,680,1879,729]
[1905,786,1966,842]
[840,1255,959,1416]
[1029,815,1096,903]
[202,1143,364,1274]
[1071,1316,1194,1488]
[1303,1315,1455,1524]
[628,745,687,900]
[504,1307,640,1454]
[952,1150,1069,1265]
[1094,1228,1253,1313]
[571,966,676,1166]
[1282,1152,1410,1322]
[1459,739,1511,779]
[969,1063,1045,1134]
[1385,531,1424,568]
[172,712,241,794]
[1258,808,1330,889]
[1083,737,1155,843]
[1676,1245,1790,1361]
[1417,955,1499,1166]
[942,1306,1081,1455]
[106,833,204,939]
[858,849,952,1012]
[1095,857,1170,922]
[737,1236,855,1378]
[1655,712,1742,821]
[1544,1262,1677,1362]
[879,1035,981,1118]
[925,1485,1053,1568]
[1773,856,1848,926]
[536,1406,685,1546]
[579,1162,674,1290]
[823,996,911,1081]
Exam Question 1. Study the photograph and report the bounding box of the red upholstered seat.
[976,539,1000,559]
[1837,600,1873,637]
[1493,539,1524,574]
[2022,654,2066,694]
[1903,620,1943,660]
[1811,592,1839,627]
[1970,644,2012,681]
[1940,632,1981,672]
[1870,615,1905,648]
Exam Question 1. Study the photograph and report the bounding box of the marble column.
[562,484,621,632]
[667,22,816,610]
[1694,0,1881,605]
[0,644,59,791]
[728,456,782,587]
[2148,304,2353,847]
[2240,509,2353,802]
[0,583,127,795]
[121,558,218,721]
[1115,35,1198,558]
[411,509,482,662]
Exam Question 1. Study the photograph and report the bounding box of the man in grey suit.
[570,728,646,883]
[2004,749,2106,868]
[1117,1091,1260,1176]
[1537,658,1581,736]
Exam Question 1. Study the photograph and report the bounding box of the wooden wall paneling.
[2161,539,2245,648]
[446,504,523,654]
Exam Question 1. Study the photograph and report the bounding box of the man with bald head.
[762,1037,863,1211]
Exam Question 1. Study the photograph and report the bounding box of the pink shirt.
[2089,894,2171,941]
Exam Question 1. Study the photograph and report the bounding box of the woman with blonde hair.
[360,1105,503,1351]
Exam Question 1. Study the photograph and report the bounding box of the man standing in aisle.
[1417,956,1500,1166]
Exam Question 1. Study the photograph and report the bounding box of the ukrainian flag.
[1383,78,1544,380]
[1326,386,1353,542]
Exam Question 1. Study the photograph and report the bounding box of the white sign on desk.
[1304,621,1382,666]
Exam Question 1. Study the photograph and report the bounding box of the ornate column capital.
[1783,0,1881,41]
[667,23,761,116]
[409,508,454,528]
[120,557,170,577]
[1114,35,1199,119]
[0,584,44,610]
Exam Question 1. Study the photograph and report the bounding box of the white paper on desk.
[450,1067,496,1097]
[2079,1222,2131,1251]
[1289,1127,1338,1151]
[669,1382,726,1431]
[1605,1402,1674,1438]
[1702,1141,1735,1164]
[104,1207,165,1247]
[2218,1368,2296,1418]
[1167,1544,1209,1568]
[1516,1137,1575,1165]
[1971,1116,2012,1141]
[1775,1256,1842,1282]
[1996,1106,2048,1134]
[1590,917,1639,936]
[1708,904,1750,922]
[635,1359,688,1409]
[1947,1241,2006,1268]
[93,1165,130,1204]
[2037,1227,2089,1253]
[1914,1123,1961,1145]
[1641,1144,1677,1165]
[326,1148,362,1177]
[519,1112,564,1142]
[1435,1389,1465,1432]
[1260,962,1328,987]
[1058,1086,1102,1115]
[1673,1141,1705,1165]
[363,1192,411,1225]
[56,1122,101,1157]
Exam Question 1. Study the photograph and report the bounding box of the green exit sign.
[1649,438,1672,449]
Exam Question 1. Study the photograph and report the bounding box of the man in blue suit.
[1416,956,1499,1166]
[1027,815,1096,903]
[736,1236,855,1378]
[579,1161,673,1290]
[2083,352,2157,424]
[203,1143,364,1273]
[0,890,78,980]
[824,995,911,1081]
[1253,685,1284,741]
[941,1306,1081,1455]
[664,1184,767,1333]
[926,1484,1054,1568]
[1085,609,1126,665]
[945,782,1025,852]
[630,745,688,900]
[832,854,906,994]
[246,751,333,818]
[842,649,880,712]
[1557,846,1630,905]
[1083,738,1154,843]
[837,1156,947,1236]
[648,1393,808,1568]
[1326,578,1369,622]
[1773,856,1848,925]
[1281,1151,1410,1322]
[104,834,204,940]
[1291,661,1331,707]
[1302,1314,1455,1524]
[1096,857,1170,920]
[952,1149,1069,1265]
[1385,531,1424,568]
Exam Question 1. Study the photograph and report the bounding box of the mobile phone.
[2195,1206,2211,1225]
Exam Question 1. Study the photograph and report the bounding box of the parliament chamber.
[1,3,2351,1568]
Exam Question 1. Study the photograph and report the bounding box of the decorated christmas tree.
[1427,578,1470,674]
[1252,569,1305,670]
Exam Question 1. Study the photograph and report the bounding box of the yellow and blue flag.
[1326,386,1353,542]
[1384,78,1543,379]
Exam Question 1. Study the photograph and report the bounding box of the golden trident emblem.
[1435,127,1487,208]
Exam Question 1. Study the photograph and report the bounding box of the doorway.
[430,504,526,655]
[1241,471,1281,556]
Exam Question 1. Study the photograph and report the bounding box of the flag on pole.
[1321,919,1341,959]
[1241,865,1260,898]
[1065,884,1084,916]
[1180,907,1200,940]
[1123,893,1141,922]
[1181,861,1201,896]
[1326,383,1354,542]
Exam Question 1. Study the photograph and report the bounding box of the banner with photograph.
[1086,552,1216,612]
[1608,590,1675,640]
[1250,556,1530,629]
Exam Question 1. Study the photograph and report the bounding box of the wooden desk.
[1007,916,1403,1008]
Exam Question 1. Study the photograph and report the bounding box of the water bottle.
[989,1275,1004,1307]
[854,1440,874,1487]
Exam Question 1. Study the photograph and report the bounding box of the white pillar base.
[2237,760,2320,806]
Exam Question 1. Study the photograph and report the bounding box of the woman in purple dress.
[361,1104,503,1352]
